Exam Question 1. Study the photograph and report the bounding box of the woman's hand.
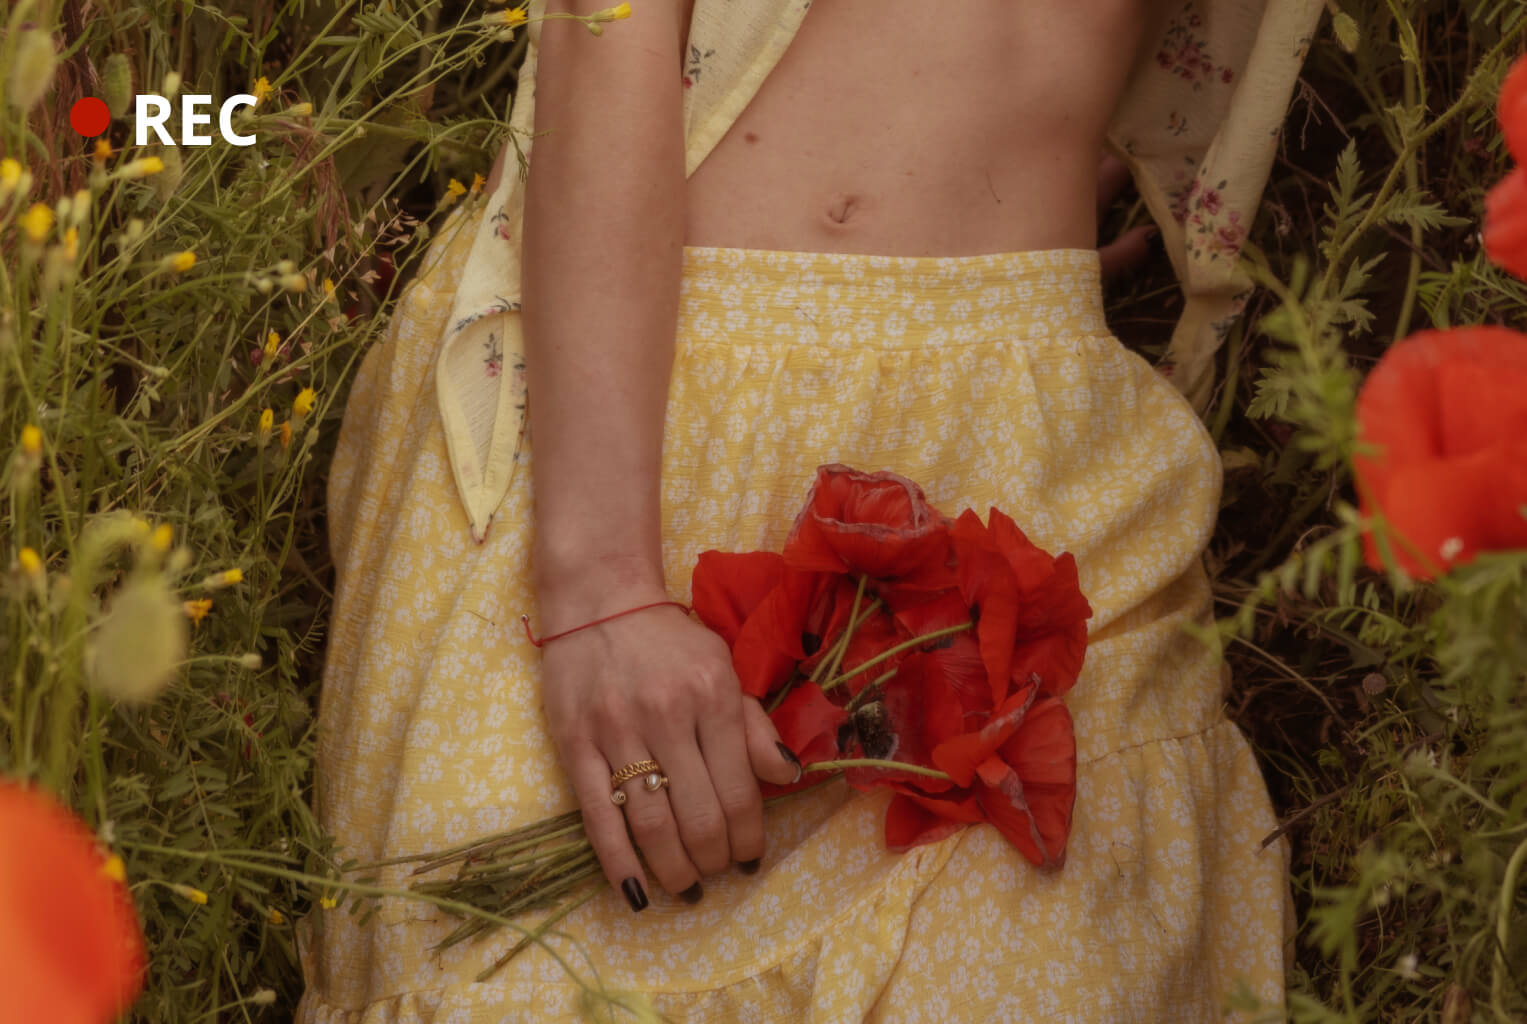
[537,597,802,909]
[1096,152,1159,279]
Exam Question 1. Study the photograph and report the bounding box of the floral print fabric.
[296,241,1293,1021]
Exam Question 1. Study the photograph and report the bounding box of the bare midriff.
[682,0,1154,256]
[488,0,1155,258]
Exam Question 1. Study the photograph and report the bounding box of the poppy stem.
[819,621,973,694]
[804,758,953,781]
[808,574,868,685]
[844,666,900,713]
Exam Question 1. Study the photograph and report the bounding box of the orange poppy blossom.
[692,464,1092,868]
[1353,326,1527,578]
[1483,56,1527,280]
[0,780,146,1024]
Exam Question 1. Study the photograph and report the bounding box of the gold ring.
[609,759,665,805]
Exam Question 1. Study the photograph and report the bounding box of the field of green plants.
[2,0,1525,1020]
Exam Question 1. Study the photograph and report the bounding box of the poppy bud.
[102,53,133,118]
[87,575,187,703]
[6,30,57,113]
[153,146,183,201]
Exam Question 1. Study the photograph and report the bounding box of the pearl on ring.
[642,771,669,792]
[610,789,628,806]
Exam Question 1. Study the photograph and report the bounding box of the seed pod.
[87,575,188,703]
[7,30,57,113]
[152,145,183,201]
[102,54,133,118]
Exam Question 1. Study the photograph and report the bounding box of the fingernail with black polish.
[738,857,762,875]
[621,877,648,913]
[680,881,704,904]
[776,741,803,783]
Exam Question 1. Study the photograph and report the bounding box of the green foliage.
[1205,0,1527,1018]
[1,0,522,1018]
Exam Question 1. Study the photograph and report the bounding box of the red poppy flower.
[764,683,848,796]
[884,788,984,851]
[1484,166,1527,283]
[1501,54,1527,165]
[0,781,146,1024]
[692,551,836,698]
[1354,326,1527,577]
[783,465,955,587]
[972,694,1077,868]
[949,509,1092,701]
[841,653,963,794]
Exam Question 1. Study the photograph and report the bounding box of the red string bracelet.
[520,600,693,647]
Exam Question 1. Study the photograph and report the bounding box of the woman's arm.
[521,0,798,909]
[522,0,686,603]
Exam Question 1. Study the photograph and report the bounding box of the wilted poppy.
[0,780,146,1024]
[782,464,955,587]
[1353,326,1527,577]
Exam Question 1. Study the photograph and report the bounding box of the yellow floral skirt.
[296,207,1293,1022]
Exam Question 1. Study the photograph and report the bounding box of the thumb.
[742,698,803,786]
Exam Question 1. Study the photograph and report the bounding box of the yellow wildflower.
[592,1,632,21]
[20,424,42,457]
[294,386,318,419]
[151,523,174,553]
[165,250,197,273]
[470,172,486,195]
[257,407,274,444]
[101,855,127,884]
[93,138,113,165]
[203,567,244,590]
[253,76,273,105]
[171,883,209,905]
[269,908,286,925]
[443,177,467,206]
[279,421,293,450]
[501,5,528,27]
[115,156,165,180]
[264,330,280,363]
[322,277,337,302]
[0,158,20,199]
[20,203,53,243]
[320,896,338,910]
[63,226,78,261]
[183,598,213,624]
[17,547,42,578]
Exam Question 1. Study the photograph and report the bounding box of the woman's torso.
[682,0,1158,256]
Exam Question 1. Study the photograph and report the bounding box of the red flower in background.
[694,465,1092,869]
[1354,327,1527,577]
[1485,57,1527,282]
[0,781,146,1024]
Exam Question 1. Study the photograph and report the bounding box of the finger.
[650,724,733,880]
[1099,224,1157,281]
[609,745,702,899]
[696,696,766,867]
[565,739,651,913]
[742,697,803,786]
[1095,152,1134,215]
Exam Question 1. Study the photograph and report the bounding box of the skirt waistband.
[678,245,1109,351]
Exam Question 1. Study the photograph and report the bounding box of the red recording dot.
[70,97,111,137]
